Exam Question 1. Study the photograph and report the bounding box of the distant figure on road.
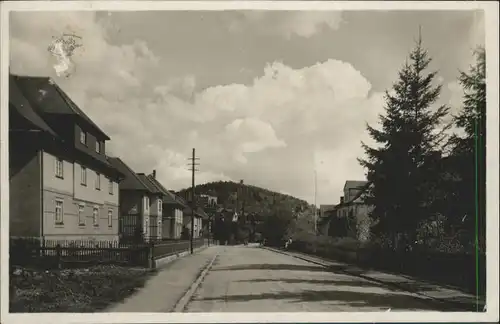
[284,238,292,250]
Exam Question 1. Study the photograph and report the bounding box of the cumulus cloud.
[10,11,383,204]
[229,11,343,39]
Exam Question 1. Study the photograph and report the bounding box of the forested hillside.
[177,181,312,216]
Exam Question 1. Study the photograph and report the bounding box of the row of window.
[55,158,114,194]
[54,200,113,227]
[79,130,103,155]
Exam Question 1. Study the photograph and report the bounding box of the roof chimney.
[340,196,344,204]
[152,170,156,179]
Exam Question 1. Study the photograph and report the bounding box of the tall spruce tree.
[449,48,486,250]
[358,35,450,249]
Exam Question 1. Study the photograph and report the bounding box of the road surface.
[185,245,444,312]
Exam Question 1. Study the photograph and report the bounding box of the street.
[184,245,443,312]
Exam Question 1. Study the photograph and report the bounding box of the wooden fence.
[10,237,208,270]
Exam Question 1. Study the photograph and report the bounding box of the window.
[144,197,149,211]
[95,141,101,154]
[80,130,87,145]
[158,199,162,213]
[95,173,101,190]
[78,204,85,225]
[93,207,99,226]
[55,200,64,224]
[55,158,64,178]
[81,167,87,186]
[108,209,113,227]
[108,179,113,195]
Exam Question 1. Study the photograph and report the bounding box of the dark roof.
[9,75,57,136]
[171,192,189,208]
[108,157,153,192]
[343,180,369,191]
[144,175,186,207]
[335,181,372,210]
[136,174,162,194]
[11,74,110,140]
[196,207,209,220]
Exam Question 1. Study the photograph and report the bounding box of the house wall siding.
[42,189,119,240]
[73,162,118,206]
[42,151,74,195]
[162,205,175,239]
[9,146,41,238]
[183,216,203,238]
[40,152,119,240]
[175,209,183,238]
[149,196,162,217]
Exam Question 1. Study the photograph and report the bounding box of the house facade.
[108,157,161,242]
[334,180,372,242]
[140,174,183,240]
[9,74,123,242]
[137,173,164,241]
[163,191,187,239]
[183,207,204,239]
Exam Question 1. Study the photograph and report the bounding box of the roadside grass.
[10,265,157,312]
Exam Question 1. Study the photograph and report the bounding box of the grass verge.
[10,265,157,312]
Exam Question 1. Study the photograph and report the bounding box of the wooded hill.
[177,180,313,217]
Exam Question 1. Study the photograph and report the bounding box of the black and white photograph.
[0,1,498,323]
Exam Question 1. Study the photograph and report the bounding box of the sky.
[9,9,485,205]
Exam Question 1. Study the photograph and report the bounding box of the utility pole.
[314,170,318,234]
[187,148,199,254]
[240,180,245,222]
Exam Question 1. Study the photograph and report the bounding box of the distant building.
[143,173,186,240]
[319,204,336,219]
[335,180,372,242]
[108,157,160,242]
[320,180,372,242]
[9,74,123,242]
[198,194,218,208]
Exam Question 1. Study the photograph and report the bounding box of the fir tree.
[358,34,450,249]
[449,48,486,250]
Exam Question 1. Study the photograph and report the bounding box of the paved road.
[185,246,444,312]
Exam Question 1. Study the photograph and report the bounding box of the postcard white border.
[1,1,499,324]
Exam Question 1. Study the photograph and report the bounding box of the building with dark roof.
[9,74,124,242]
[108,158,163,241]
[141,171,193,239]
[319,180,373,242]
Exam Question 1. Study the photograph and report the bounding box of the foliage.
[260,205,295,245]
[447,47,486,251]
[177,181,311,216]
[178,181,315,244]
[10,265,155,312]
[358,35,450,247]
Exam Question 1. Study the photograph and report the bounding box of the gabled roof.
[144,175,186,207]
[136,173,162,195]
[343,180,369,192]
[12,74,110,140]
[335,181,372,209]
[108,157,152,192]
[9,75,57,136]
